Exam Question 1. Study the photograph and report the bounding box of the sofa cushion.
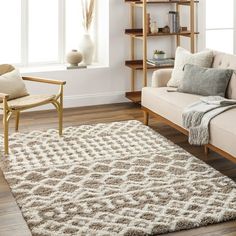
[177,64,233,97]
[212,52,236,99]
[167,47,214,87]
[209,109,236,157]
[142,87,202,127]
[142,87,236,157]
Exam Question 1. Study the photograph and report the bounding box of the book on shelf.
[169,11,180,33]
[147,58,175,66]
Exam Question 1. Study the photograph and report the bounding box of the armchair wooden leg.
[3,107,9,155]
[15,111,20,132]
[59,86,63,136]
[59,104,63,136]
[143,110,149,126]
[52,100,63,136]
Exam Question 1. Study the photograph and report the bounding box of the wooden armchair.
[0,64,66,155]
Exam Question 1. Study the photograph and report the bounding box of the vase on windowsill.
[79,33,94,66]
[80,0,95,65]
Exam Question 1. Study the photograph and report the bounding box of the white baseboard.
[64,91,128,107]
[26,91,129,112]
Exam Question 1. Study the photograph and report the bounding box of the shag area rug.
[0,120,236,236]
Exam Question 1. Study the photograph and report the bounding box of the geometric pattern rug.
[0,120,236,236]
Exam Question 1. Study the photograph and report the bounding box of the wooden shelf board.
[125,91,142,103]
[125,60,174,70]
[124,0,199,6]
[125,29,199,37]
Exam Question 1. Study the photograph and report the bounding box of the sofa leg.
[204,146,209,156]
[143,110,149,126]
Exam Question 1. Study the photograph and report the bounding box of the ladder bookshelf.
[124,0,199,103]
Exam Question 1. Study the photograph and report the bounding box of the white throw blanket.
[183,96,236,145]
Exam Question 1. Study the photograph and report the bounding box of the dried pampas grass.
[81,0,96,31]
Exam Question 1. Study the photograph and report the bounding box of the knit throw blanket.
[183,96,236,145]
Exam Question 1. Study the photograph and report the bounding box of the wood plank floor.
[0,103,236,236]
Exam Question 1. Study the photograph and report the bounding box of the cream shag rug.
[0,120,236,236]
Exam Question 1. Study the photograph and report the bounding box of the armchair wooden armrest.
[22,76,66,85]
[0,93,9,99]
[23,76,65,100]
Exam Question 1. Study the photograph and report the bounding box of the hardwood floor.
[0,103,236,236]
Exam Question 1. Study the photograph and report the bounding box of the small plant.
[153,50,166,60]
[154,50,165,55]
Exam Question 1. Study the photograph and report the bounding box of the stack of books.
[169,11,180,33]
[147,58,175,66]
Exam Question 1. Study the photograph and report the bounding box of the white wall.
[22,0,130,110]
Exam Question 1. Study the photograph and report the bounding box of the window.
[0,1,21,64]
[0,0,96,66]
[28,0,59,63]
[66,0,84,55]
[204,0,235,54]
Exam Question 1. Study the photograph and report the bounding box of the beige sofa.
[142,51,236,162]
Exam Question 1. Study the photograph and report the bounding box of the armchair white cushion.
[0,69,28,102]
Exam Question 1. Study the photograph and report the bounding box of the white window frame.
[17,0,97,67]
[198,0,236,54]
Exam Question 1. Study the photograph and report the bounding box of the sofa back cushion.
[212,52,236,99]
[167,47,214,87]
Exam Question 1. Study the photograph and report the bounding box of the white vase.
[79,34,94,65]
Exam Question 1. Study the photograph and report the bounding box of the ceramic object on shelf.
[155,54,166,60]
[162,25,170,33]
[150,21,158,34]
[79,34,94,65]
[66,50,83,66]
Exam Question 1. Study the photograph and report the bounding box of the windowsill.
[20,63,109,74]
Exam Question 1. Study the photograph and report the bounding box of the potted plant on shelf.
[79,0,96,65]
[153,50,166,60]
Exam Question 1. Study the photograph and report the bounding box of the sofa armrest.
[151,68,173,87]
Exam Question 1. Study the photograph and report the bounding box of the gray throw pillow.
[177,64,233,97]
